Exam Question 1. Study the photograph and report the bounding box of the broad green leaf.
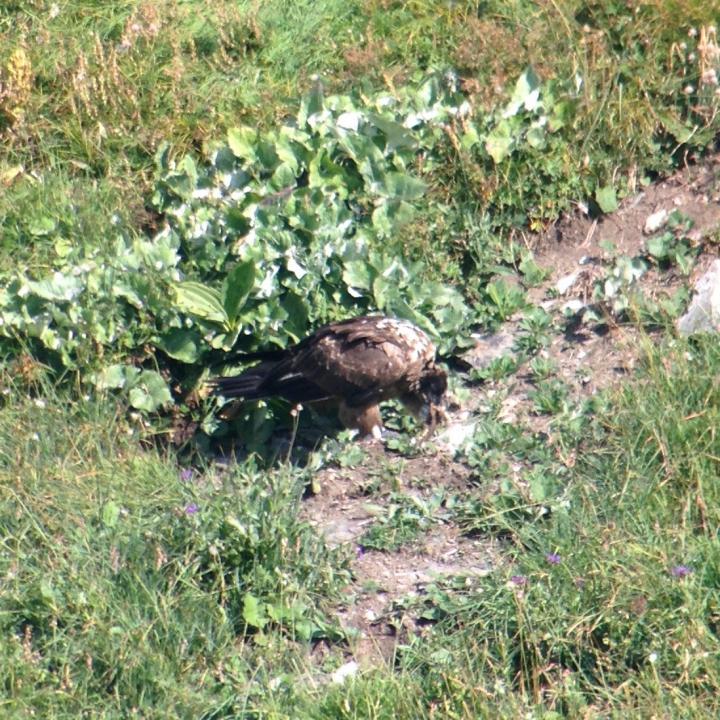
[27,216,57,237]
[418,75,441,106]
[526,123,547,149]
[371,200,416,237]
[128,371,172,412]
[54,237,73,258]
[506,66,541,116]
[365,113,416,151]
[519,254,550,286]
[342,261,374,290]
[372,275,391,309]
[174,282,229,326]
[227,127,258,161]
[256,139,280,170]
[179,155,198,185]
[595,185,618,214]
[485,121,514,163]
[243,593,268,629]
[460,125,481,151]
[162,171,195,200]
[26,272,82,302]
[112,282,143,309]
[647,235,670,259]
[213,145,236,172]
[338,132,384,164]
[281,292,308,340]
[270,161,296,190]
[93,363,133,390]
[375,172,426,200]
[222,261,255,325]
[274,130,304,172]
[157,329,201,363]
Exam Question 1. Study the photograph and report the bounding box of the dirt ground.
[300,154,720,668]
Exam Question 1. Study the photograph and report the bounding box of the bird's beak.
[421,401,447,429]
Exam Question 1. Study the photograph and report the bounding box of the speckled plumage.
[210,315,447,436]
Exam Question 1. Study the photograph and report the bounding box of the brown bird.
[209,315,447,438]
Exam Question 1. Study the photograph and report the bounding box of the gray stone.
[643,208,669,235]
[677,259,720,335]
[462,330,515,370]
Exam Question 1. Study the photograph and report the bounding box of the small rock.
[462,331,515,370]
[556,271,580,295]
[677,259,720,335]
[436,418,476,453]
[562,299,587,314]
[643,208,669,235]
[331,661,359,684]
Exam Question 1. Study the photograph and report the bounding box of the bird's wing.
[211,316,436,407]
[287,317,431,406]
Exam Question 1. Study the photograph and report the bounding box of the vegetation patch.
[1,0,720,716]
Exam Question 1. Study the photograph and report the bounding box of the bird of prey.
[209,315,447,438]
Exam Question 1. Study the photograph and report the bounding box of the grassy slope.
[2,0,720,716]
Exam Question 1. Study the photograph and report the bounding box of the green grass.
[5,336,719,716]
[3,0,718,262]
[394,335,720,717]
[0,377,350,717]
[2,331,720,708]
[2,0,720,716]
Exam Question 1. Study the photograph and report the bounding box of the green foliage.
[469,354,520,383]
[529,377,571,416]
[153,75,478,357]
[514,307,555,355]
[575,212,700,327]
[0,75,481,432]
[645,211,697,274]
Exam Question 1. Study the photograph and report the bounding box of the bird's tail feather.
[208,375,265,400]
[208,361,277,400]
[209,361,332,404]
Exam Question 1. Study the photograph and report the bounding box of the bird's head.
[419,366,447,407]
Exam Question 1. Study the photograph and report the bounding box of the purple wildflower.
[670,565,693,579]
[545,553,562,565]
[510,575,528,587]
[184,503,199,516]
[180,468,194,483]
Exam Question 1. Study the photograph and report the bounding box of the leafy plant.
[514,307,554,355]
[528,355,557,382]
[529,378,570,416]
[645,211,697,275]
[0,74,482,437]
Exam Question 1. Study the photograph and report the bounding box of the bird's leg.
[339,401,384,441]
